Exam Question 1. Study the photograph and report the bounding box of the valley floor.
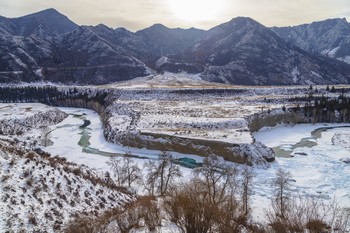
[1,82,350,231]
[40,107,350,223]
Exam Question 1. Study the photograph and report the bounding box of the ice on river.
[253,123,350,220]
[42,107,198,176]
[43,108,350,222]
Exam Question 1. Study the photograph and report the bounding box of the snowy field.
[107,95,287,145]
[40,107,350,223]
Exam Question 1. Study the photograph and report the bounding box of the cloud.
[0,0,349,30]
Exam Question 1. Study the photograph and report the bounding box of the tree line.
[0,86,108,106]
[300,93,350,123]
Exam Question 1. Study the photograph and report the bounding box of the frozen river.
[253,123,350,220]
[42,107,350,220]
[42,107,199,175]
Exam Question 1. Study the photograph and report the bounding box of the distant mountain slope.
[46,26,150,84]
[0,9,150,84]
[9,8,78,37]
[161,17,350,85]
[0,34,52,80]
[0,9,350,85]
[136,24,205,62]
[273,18,350,64]
[0,9,79,82]
[0,16,16,35]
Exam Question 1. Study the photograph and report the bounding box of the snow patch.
[311,71,322,78]
[339,56,350,64]
[34,68,43,77]
[107,72,209,89]
[253,124,350,212]
[155,56,168,68]
[322,46,340,57]
[8,53,27,68]
[291,66,300,83]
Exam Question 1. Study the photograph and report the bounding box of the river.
[42,107,350,221]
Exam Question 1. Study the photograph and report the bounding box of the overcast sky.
[0,0,349,31]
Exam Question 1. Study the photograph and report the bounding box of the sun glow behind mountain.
[167,0,225,22]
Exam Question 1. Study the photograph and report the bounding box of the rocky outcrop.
[104,129,274,167]
[247,108,309,132]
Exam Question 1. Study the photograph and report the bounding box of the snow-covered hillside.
[0,139,134,232]
[0,103,67,137]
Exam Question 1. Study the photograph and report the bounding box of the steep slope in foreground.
[0,139,133,232]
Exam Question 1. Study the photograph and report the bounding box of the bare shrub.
[115,207,141,233]
[28,214,37,226]
[164,155,248,233]
[165,179,245,233]
[138,196,161,232]
[1,175,10,182]
[64,216,97,233]
[266,169,350,233]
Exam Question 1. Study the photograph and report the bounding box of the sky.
[0,0,349,31]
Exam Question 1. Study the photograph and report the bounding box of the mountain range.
[1,8,350,85]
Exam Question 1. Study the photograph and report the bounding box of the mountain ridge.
[3,8,78,37]
[0,9,350,85]
[272,17,350,64]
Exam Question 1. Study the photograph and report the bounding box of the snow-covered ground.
[106,98,277,145]
[40,107,350,224]
[44,107,205,164]
[0,103,67,143]
[42,108,197,183]
[0,138,133,232]
[102,72,228,89]
[252,123,350,221]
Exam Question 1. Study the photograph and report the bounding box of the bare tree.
[122,154,142,188]
[273,168,292,219]
[165,178,246,233]
[106,155,124,186]
[164,155,249,233]
[106,153,141,188]
[193,154,238,205]
[144,151,182,196]
[144,159,158,196]
[241,166,254,216]
[266,168,350,232]
[266,196,350,233]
